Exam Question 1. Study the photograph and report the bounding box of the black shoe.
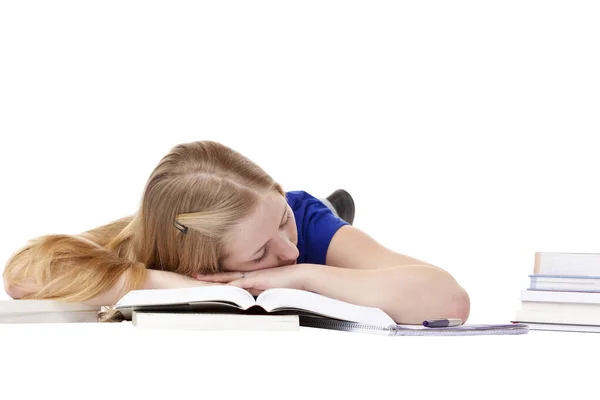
[326,189,355,225]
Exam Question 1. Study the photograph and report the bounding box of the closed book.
[515,309,600,325]
[521,301,600,314]
[534,252,600,276]
[529,274,600,292]
[132,312,299,331]
[520,322,600,333]
[519,289,600,304]
[0,310,100,323]
[0,299,100,313]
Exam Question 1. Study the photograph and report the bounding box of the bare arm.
[318,225,470,324]
[297,263,469,325]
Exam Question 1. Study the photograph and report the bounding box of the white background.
[1,1,599,399]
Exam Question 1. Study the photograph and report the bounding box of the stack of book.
[0,299,101,323]
[514,252,600,333]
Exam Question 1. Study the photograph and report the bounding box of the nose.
[275,234,300,264]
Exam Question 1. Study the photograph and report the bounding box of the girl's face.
[220,191,299,272]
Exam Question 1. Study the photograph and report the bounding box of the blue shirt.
[286,190,349,265]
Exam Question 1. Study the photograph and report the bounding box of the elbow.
[429,268,470,323]
[444,285,470,323]
[428,267,471,323]
[4,282,25,299]
[392,266,471,324]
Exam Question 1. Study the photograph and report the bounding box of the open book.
[114,285,396,326]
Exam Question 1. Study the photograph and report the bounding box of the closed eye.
[252,210,290,264]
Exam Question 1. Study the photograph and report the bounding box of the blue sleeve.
[287,191,349,265]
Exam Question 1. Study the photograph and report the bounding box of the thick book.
[0,310,100,324]
[529,274,600,292]
[515,309,600,325]
[114,286,396,326]
[519,289,600,304]
[0,299,100,313]
[0,299,101,324]
[132,312,299,331]
[534,252,600,276]
[521,301,600,314]
[515,283,600,327]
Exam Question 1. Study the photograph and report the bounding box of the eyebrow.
[250,205,288,258]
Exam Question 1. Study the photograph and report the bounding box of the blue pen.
[423,318,463,328]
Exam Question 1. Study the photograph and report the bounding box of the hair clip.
[174,220,189,234]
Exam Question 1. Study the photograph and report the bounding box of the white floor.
[1,2,599,399]
[0,321,596,400]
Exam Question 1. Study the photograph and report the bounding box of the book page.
[255,288,395,326]
[115,285,256,311]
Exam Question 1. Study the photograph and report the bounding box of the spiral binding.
[299,316,394,336]
[299,316,530,336]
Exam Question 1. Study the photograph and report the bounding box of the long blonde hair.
[3,141,284,313]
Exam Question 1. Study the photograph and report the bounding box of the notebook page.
[256,288,395,326]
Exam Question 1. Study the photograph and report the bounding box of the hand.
[195,264,311,296]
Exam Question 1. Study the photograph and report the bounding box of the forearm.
[299,263,470,324]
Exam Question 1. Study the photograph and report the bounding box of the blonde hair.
[3,141,284,320]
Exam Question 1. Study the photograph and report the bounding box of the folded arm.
[297,262,469,325]
[313,225,470,324]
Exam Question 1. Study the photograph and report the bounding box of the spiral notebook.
[299,316,529,336]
